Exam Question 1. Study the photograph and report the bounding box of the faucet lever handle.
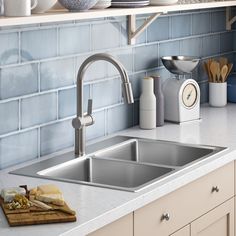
[87,99,93,115]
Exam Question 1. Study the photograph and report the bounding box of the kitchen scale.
[161,56,201,123]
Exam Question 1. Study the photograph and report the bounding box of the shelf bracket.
[128,13,162,45]
[226,7,236,30]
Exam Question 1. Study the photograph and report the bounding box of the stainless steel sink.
[11,136,226,192]
[93,138,223,168]
[37,157,173,192]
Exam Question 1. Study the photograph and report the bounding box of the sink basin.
[93,138,224,168]
[37,157,173,192]
[11,136,226,192]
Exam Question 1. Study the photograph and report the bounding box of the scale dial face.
[182,83,198,108]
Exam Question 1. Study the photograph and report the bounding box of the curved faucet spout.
[73,53,134,156]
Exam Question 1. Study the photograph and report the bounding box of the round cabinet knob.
[161,213,170,221]
[212,186,220,193]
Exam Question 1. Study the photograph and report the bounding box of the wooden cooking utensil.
[220,65,228,83]
[226,63,233,80]
[207,59,213,82]
[210,61,220,83]
[219,57,228,69]
[204,62,212,82]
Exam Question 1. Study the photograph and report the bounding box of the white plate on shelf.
[111,1,149,7]
[92,0,111,9]
[150,0,178,5]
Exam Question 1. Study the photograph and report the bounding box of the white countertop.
[1,104,236,236]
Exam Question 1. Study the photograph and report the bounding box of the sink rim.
[10,135,228,193]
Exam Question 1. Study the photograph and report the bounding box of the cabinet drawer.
[134,162,234,236]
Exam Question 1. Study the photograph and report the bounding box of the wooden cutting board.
[0,197,76,226]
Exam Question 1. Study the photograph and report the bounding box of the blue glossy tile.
[171,15,191,38]
[86,110,105,140]
[147,16,169,42]
[107,104,133,134]
[59,24,90,55]
[40,119,74,156]
[220,32,234,53]
[21,29,57,61]
[21,93,57,129]
[134,44,158,71]
[40,58,75,91]
[0,129,38,169]
[58,85,90,119]
[159,41,180,66]
[93,78,121,109]
[107,48,133,76]
[202,35,220,57]
[0,32,18,65]
[92,22,120,50]
[0,101,19,135]
[192,13,210,35]
[180,38,202,57]
[211,11,226,32]
[0,63,38,99]
[199,82,209,103]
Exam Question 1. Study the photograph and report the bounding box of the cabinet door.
[88,213,133,236]
[191,198,234,236]
[170,225,190,236]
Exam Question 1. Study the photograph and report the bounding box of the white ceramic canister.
[4,0,37,17]
[209,82,227,107]
[139,77,156,129]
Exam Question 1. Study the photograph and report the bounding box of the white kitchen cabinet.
[87,213,133,236]
[134,162,234,236]
[87,162,235,236]
[191,198,234,236]
[170,225,190,236]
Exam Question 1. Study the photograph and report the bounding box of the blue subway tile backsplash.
[0,129,38,169]
[0,8,235,169]
[40,58,75,91]
[40,119,74,156]
[0,32,18,66]
[21,28,57,61]
[0,63,38,99]
[59,24,91,55]
[21,92,57,129]
[0,101,19,135]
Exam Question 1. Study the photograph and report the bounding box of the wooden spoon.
[204,62,212,82]
[207,59,213,82]
[210,61,220,83]
[219,57,228,69]
[225,63,233,80]
[220,65,228,83]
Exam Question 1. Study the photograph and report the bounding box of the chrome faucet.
[72,53,134,157]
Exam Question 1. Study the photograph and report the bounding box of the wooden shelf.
[0,1,235,45]
[0,1,235,27]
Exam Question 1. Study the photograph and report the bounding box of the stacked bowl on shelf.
[53,0,179,11]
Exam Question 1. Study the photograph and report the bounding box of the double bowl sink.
[12,136,226,192]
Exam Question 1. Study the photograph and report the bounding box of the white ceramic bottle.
[139,77,156,129]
